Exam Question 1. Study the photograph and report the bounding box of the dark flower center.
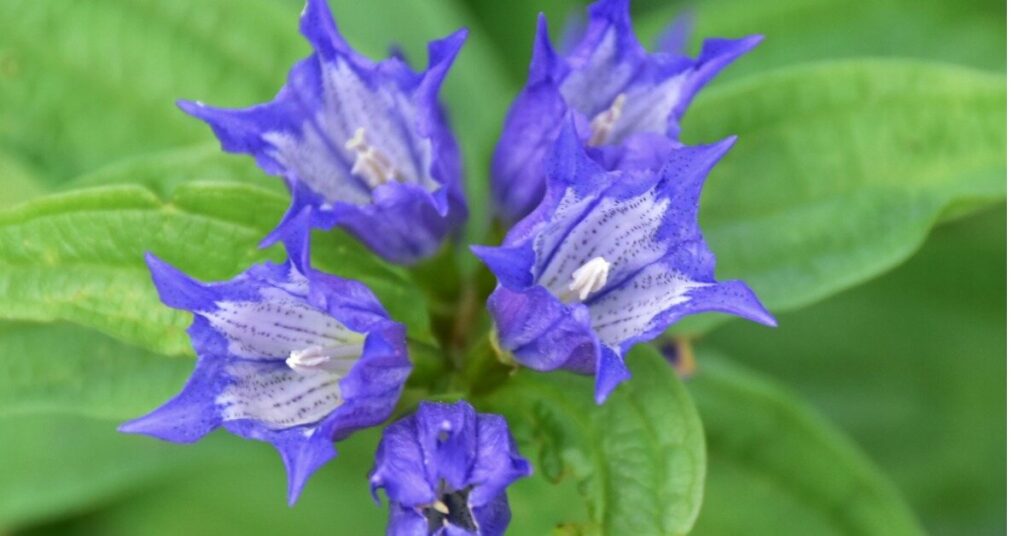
[424,483,477,533]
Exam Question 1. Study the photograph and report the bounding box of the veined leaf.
[0,0,306,184]
[1,0,515,273]
[484,346,705,535]
[689,352,922,535]
[673,60,1005,333]
[0,179,433,356]
[0,321,192,420]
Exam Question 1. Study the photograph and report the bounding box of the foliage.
[0,0,1005,534]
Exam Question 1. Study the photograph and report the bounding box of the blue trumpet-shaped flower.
[475,127,775,404]
[491,0,761,223]
[180,0,467,264]
[370,401,531,536]
[120,212,411,504]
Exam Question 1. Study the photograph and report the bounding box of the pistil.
[286,343,363,376]
[587,94,627,146]
[345,127,399,188]
[561,256,611,302]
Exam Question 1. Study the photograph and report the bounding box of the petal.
[666,35,763,138]
[655,137,737,248]
[385,505,430,536]
[415,401,478,491]
[559,0,645,117]
[470,242,535,291]
[654,10,693,55]
[595,346,631,404]
[586,253,710,349]
[199,286,360,360]
[117,354,225,443]
[488,285,599,373]
[276,427,338,506]
[332,182,457,265]
[468,415,532,506]
[468,494,513,536]
[216,360,344,430]
[371,412,436,507]
[533,171,667,298]
[491,81,567,224]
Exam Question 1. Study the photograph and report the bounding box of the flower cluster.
[122,0,771,533]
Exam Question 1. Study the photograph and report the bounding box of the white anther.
[345,127,398,188]
[587,94,627,146]
[566,257,611,302]
[286,344,361,376]
[432,500,450,515]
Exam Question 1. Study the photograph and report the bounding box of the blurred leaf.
[0,322,191,420]
[672,60,1005,334]
[0,176,433,356]
[62,144,277,197]
[702,207,1006,534]
[484,346,705,535]
[13,426,389,535]
[0,414,217,530]
[634,0,1005,82]
[689,352,922,535]
[2,0,515,273]
[0,0,306,184]
[0,150,47,208]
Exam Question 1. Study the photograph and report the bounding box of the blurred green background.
[0,0,1005,534]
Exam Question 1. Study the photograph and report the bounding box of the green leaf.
[636,0,1005,81]
[673,60,1005,333]
[0,177,433,356]
[0,150,47,209]
[484,345,705,535]
[2,0,515,272]
[0,413,219,530]
[689,352,922,535]
[0,0,307,184]
[0,321,191,420]
[3,426,391,532]
[0,414,386,533]
[702,207,1006,534]
[62,143,277,197]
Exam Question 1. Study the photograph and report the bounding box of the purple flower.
[474,127,775,404]
[119,211,411,504]
[370,401,531,536]
[179,0,467,264]
[491,0,761,224]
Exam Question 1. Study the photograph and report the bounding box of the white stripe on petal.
[203,287,362,360]
[587,262,707,348]
[263,60,437,204]
[537,186,669,297]
[217,362,344,429]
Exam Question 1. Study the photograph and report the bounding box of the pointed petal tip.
[116,411,171,440]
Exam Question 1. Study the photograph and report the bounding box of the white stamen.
[564,257,611,302]
[286,343,362,376]
[432,500,450,515]
[345,127,399,188]
[587,94,627,146]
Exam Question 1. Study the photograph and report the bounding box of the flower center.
[561,256,611,303]
[345,127,400,188]
[587,93,627,146]
[286,343,363,376]
[423,483,477,533]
